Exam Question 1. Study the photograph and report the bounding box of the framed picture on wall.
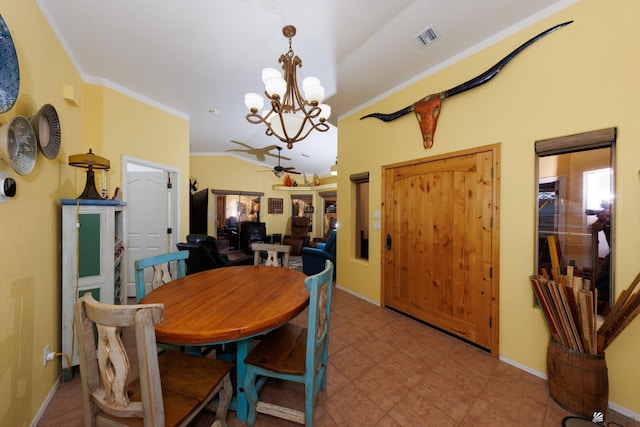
[268,198,283,214]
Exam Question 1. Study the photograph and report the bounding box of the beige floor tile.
[321,383,386,426]
[352,365,410,412]
[387,390,458,427]
[329,345,376,381]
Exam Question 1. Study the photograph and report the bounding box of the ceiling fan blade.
[230,140,252,149]
[228,142,288,163]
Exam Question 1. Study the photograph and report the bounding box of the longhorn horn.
[360,21,573,148]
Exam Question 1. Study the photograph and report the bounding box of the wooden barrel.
[547,339,608,417]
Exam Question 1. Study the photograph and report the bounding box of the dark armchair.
[176,234,253,275]
[238,221,267,254]
[283,216,311,256]
[302,230,336,276]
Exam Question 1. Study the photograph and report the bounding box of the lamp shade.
[261,67,281,85]
[302,77,324,103]
[244,93,264,111]
[318,104,331,120]
[265,77,287,99]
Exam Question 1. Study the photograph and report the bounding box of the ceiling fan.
[226,140,291,162]
[259,146,301,177]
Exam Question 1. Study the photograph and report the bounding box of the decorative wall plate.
[0,15,20,114]
[31,104,61,159]
[0,116,37,175]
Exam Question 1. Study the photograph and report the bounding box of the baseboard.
[30,374,61,427]
[499,355,640,421]
[335,284,381,307]
[499,354,547,380]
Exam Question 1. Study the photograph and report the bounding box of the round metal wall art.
[0,15,20,114]
[31,104,61,159]
[0,116,37,176]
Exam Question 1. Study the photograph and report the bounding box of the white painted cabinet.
[61,199,126,367]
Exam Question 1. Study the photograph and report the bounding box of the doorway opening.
[122,156,180,299]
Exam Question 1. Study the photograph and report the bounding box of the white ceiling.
[36,0,575,176]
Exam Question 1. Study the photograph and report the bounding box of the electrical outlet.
[43,344,50,366]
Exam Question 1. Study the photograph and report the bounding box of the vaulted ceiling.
[36,0,574,175]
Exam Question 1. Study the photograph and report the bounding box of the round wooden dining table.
[139,265,309,421]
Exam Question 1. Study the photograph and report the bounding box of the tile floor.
[37,286,639,426]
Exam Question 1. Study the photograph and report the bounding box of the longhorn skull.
[360,21,573,148]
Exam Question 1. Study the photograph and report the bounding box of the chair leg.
[244,368,259,426]
[216,373,233,427]
[304,381,314,427]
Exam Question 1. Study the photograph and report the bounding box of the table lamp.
[68,149,110,199]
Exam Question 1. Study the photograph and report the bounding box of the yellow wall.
[83,84,190,239]
[0,2,190,425]
[0,2,84,425]
[338,0,640,415]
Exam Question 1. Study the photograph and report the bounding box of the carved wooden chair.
[252,243,291,268]
[134,251,189,302]
[243,260,334,426]
[74,293,233,427]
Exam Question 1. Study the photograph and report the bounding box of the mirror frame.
[535,127,616,311]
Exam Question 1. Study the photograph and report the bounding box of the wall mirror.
[535,128,616,315]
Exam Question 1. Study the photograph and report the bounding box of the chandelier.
[244,25,331,149]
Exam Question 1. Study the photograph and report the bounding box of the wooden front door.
[383,145,500,354]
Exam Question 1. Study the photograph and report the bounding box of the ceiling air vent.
[416,25,439,47]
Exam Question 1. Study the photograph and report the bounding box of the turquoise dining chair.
[134,250,231,358]
[243,260,334,426]
[134,251,189,302]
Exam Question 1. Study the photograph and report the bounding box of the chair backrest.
[305,260,334,376]
[134,251,188,302]
[74,293,165,425]
[323,230,337,258]
[239,221,267,253]
[226,216,238,228]
[252,243,291,268]
[289,216,311,239]
[178,234,228,274]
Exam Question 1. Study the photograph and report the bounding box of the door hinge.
[489,317,493,328]
[489,267,493,278]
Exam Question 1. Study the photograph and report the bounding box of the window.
[351,172,369,260]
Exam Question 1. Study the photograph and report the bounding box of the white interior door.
[125,161,178,299]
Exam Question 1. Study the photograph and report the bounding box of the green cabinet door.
[78,213,101,277]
